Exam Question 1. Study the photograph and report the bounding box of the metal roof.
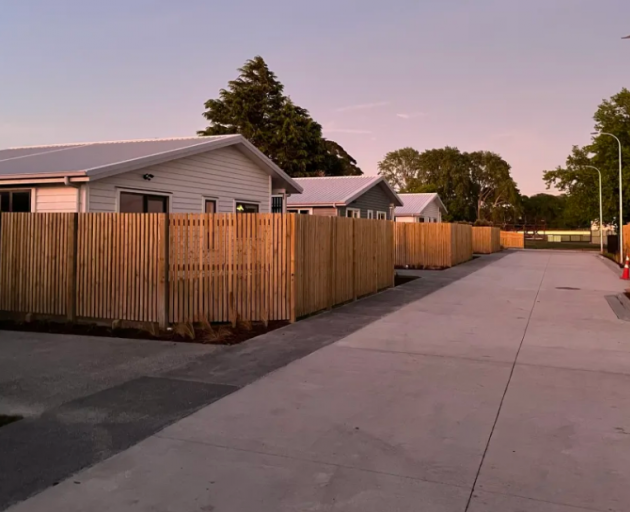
[394,193,448,216]
[0,135,303,194]
[287,176,403,206]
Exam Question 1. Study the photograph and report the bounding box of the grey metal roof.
[394,193,448,216]
[287,176,402,206]
[0,135,303,194]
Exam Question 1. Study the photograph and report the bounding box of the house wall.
[422,198,441,222]
[311,207,338,216]
[87,146,272,213]
[394,216,417,223]
[34,186,79,212]
[340,185,393,219]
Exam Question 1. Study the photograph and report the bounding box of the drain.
[556,287,581,290]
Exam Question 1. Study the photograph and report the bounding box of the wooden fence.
[623,225,630,261]
[500,231,525,249]
[295,216,394,318]
[0,213,394,327]
[395,223,472,269]
[472,227,501,254]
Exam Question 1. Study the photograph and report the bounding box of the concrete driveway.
[5,251,630,512]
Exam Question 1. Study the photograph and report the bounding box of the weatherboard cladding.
[340,184,394,219]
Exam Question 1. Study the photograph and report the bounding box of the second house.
[287,176,403,220]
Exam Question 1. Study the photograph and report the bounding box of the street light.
[592,131,623,259]
[581,165,604,254]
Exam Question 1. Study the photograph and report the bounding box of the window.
[288,208,312,215]
[236,202,259,213]
[418,217,425,223]
[377,211,387,220]
[271,195,284,213]
[205,200,216,213]
[119,192,168,213]
[0,190,31,212]
[367,210,374,219]
[346,208,360,218]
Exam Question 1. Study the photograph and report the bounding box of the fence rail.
[500,231,525,249]
[395,223,472,268]
[472,227,501,254]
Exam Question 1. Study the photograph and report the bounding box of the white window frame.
[287,208,312,215]
[376,211,387,220]
[346,207,361,218]
[201,196,219,213]
[115,188,172,213]
[367,210,374,219]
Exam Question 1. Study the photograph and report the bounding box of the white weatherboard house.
[394,193,448,223]
[0,135,302,214]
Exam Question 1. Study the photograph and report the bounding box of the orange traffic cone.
[622,256,630,280]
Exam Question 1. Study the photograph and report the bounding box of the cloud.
[396,112,426,119]
[336,101,390,112]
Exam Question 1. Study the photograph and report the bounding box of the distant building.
[286,176,403,220]
[394,193,447,223]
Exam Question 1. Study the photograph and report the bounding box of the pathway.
[7,251,630,512]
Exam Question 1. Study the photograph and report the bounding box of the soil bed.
[0,319,287,345]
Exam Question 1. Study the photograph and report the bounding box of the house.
[286,176,403,220]
[394,193,447,223]
[0,135,302,213]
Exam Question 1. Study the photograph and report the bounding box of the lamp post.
[592,131,623,259]
[581,165,604,254]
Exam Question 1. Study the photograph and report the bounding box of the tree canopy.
[199,56,362,177]
[377,146,520,223]
[544,88,630,228]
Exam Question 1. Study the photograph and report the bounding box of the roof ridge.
[7,135,235,150]
[294,175,377,180]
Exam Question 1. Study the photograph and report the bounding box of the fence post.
[328,216,336,310]
[66,213,78,322]
[289,213,297,323]
[391,221,395,288]
[157,213,170,329]
[352,219,358,301]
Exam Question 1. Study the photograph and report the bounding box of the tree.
[199,56,362,177]
[378,146,520,222]
[544,88,630,229]
[377,148,423,191]
[521,194,571,228]
[469,151,520,222]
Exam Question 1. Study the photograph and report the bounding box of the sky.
[0,0,628,195]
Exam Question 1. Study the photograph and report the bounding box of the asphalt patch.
[0,377,235,510]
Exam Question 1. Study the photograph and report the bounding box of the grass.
[0,414,23,428]
[525,240,600,251]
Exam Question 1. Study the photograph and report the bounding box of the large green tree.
[199,56,362,177]
[544,88,630,229]
[378,146,519,222]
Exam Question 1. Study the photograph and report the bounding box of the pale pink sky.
[1,0,628,195]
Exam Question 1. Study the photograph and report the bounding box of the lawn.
[525,240,600,251]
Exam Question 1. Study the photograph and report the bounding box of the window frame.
[235,201,260,214]
[346,207,361,218]
[376,211,387,220]
[203,197,218,214]
[271,194,285,214]
[116,188,171,213]
[367,210,374,219]
[287,208,312,215]
[0,189,33,213]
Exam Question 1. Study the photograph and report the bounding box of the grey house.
[286,176,403,220]
[0,135,302,213]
